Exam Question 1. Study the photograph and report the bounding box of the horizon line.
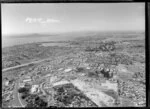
[2,30,145,36]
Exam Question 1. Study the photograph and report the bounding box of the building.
[43,82,52,89]
[22,76,32,83]
[64,68,72,73]
[24,75,31,79]
[5,81,9,86]
[23,79,32,83]
[19,83,25,88]
[30,85,39,93]
[49,76,58,83]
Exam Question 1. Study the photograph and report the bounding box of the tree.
[25,94,48,107]
[76,67,85,72]
[18,87,29,94]
[87,71,99,78]
[85,46,93,52]
[36,98,47,107]
[21,93,29,99]
[26,102,38,107]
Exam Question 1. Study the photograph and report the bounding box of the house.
[19,83,25,88]
[23,79,32,83]
[49,76,58,83]
[24,75,31,79]
[5,94,13,101]
[64,68,72,72]
[30,85,39,93]
[22,76,32,83]
[5,81,9,86]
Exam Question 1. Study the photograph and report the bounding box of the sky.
[2,3,145,35]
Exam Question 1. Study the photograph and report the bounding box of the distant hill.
[3,33,59,38]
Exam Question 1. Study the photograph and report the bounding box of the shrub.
[18,87,29,94]
[132,72,143,78]
[25,94,47,107]
[76,67,85,72]
[21,93,29,99]
[85,41,116,52]
[87,71,99,78]
[109,53,133,65]
[85,46,94,52]
[98,41,116,52]
[100,69,113,79]
[35,97,47,107]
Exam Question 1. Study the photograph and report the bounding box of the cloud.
[25,17,60,24]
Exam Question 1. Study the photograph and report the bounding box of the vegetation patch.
[52,83,98,107]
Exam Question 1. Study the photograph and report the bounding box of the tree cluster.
[109,53,133,65]
[25,94,47,107]
[18,87,30,94]
[87,68,113,79]
[85,41,116,52]
[18,85,47,107]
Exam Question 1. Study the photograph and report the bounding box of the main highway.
[2,58,52,72]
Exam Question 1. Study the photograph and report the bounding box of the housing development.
[2,32,145,107]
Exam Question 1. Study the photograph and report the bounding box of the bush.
[87,71,99,78]
[25,94,48,107]
[35,97,47,107]
[85,41,116,52]
[76,67,85,72]
[109,53,133,65]
[21,93,29,99]
[99,41,116,52]
[18,87,29,94]
[26,102,38,107]
[132,72,143,78]
[100,69,113,79]
[103,89,118,100]
[85,46,94,52]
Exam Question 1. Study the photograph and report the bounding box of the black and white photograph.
[148,2,150,107]
[2,3,145,107]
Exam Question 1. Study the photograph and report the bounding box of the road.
[12,80,24,107]
[2,58,52,107]
[18,81,26,107]
[2,58,52,72]
[18,92,25,107]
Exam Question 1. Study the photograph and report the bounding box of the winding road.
[12,80,25,107]
[2,58,53,107]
